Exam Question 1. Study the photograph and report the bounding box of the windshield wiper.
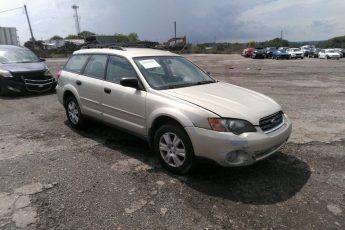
[161,81,215,90]
[160,82,196,89]
[195,80,215,85]
[168,82,196,89]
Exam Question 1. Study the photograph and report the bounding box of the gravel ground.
[0,54,344,229]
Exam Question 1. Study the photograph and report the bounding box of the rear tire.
[65,96,84,129]
[154,124,195,174]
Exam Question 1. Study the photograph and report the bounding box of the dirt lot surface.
[0,55,344,229]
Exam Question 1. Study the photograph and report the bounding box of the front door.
[101,55,147,136]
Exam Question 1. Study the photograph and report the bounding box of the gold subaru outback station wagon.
[56,45,292,174]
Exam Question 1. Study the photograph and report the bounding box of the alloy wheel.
[67,101,79,125]
[159,132,186,167]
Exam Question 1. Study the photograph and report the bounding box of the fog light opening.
[226,150,248,164]
[7,86,21,93]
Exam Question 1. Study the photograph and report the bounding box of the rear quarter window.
[64,55,90,73]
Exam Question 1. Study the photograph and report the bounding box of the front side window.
[134,56,215,90]
[64,55,90,73]
[106,56,138,84]
[83,55,108,80]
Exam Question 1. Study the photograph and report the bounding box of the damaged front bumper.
[185,115,292,167]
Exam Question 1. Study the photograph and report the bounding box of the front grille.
[11,71,55,92]
[24,78,54,92]
[259,111,284,132]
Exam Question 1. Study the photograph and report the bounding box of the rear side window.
[64,55,89,73]
[83,55,108,80]
[106,56,138,84]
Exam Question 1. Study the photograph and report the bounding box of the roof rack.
[81,42,160,50]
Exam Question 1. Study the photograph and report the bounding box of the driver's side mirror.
[39,58,46,62]
[120,77,140,89]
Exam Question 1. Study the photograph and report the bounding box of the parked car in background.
[300,45,316,57]
[318,49,341,60]
[0,45,56,96]
[287,48,304,59]
[300,45,315,57]
[272,50,290,59]
[264,47,277,58]
[278,47,289,51]
[56,46,292,174]
[241,48,254,57]
[308,48,321,58]
[337,48,345,57]
[301,48,311,57]
[251,48,266,59]
[333,48,344,58]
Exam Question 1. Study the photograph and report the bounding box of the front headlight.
[208,118,256,135]
[0,69,13,78]
[44,69,52,77]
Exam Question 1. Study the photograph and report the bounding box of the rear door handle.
[104,88,111,94]
[76,80,82,86]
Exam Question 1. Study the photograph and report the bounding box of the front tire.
[0,79,5,96]
[65,96,84,129]
[154,124,195,174]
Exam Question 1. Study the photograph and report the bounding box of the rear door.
[101,55,147,136]
[78,54,108,118]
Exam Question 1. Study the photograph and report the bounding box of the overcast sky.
[0,0,344,44]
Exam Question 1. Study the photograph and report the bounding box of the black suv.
[0,45,56,95]
[252,48,266,59]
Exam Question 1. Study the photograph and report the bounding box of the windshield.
[134,56,215,90]
[0,48,40,64]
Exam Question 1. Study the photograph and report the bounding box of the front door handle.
[76,80,82,86]
[104,88,111,94]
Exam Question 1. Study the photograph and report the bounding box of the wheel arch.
[62,86,81,109]
[147,109,194,147]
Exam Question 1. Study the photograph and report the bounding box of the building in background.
[0,27,19,45]
[42,39,66,50]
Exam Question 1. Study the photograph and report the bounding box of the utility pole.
[24,5,35,46]
[281,30,283,40]
[174,21,177,45]
[72,4,81,35]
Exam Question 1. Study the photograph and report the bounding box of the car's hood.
[164,82,281,125]
[0,62,47,73]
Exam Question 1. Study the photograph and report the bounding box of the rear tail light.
[56,70,62,81]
